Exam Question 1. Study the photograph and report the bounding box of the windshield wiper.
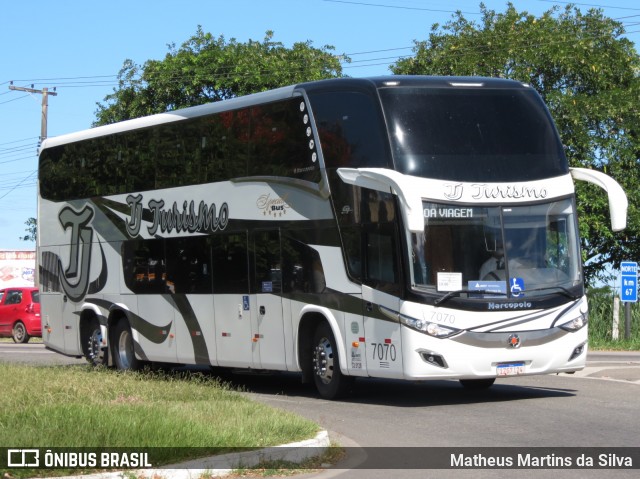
[434,285,580,306]
[519,286,581,300]
[434,289,507,307]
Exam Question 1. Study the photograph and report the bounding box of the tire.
[84,318,107,366]
[312,322,354,399]
[459,378,496,390]
[112,319,142,370]
[12,321,30,344]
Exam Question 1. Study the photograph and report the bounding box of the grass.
[587,289,640,351]
[0,364,320,478]
[0,337,43,343]
[229,445,345,477]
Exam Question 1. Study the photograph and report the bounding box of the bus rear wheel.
[84,318,107,366]
[312,322,353,400]
[113,319,142,371]
[459,378,496,389]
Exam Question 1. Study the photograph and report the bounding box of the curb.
[34,430,331,479]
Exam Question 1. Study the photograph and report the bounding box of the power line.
[0,6,636,100]
[539,1,640,12]
[0,155,39,166]
[0,137,38,147]
[321,0,480,15]
[346,46,414,56]
[7,74,116,83]
[0,171,37,201]
[0,94,30,105]
[0,146,38,158]
[0,143,38,153]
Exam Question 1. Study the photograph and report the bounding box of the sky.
[1,0,639,253]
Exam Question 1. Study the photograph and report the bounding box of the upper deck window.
[308,91,392,169]
[379,87,567,182]
[39,98,320,202]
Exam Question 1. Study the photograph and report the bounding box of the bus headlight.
[559,312,588,331]
[400,314,460,338]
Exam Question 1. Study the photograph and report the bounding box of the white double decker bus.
[38,76,627,399]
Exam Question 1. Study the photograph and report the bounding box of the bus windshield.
[410,199,582,299]
[379,86,568,182]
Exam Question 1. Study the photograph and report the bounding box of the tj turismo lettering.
[125,193,229,237]
[471,184,547,200]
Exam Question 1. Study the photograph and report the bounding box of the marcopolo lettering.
[488,301,533,310]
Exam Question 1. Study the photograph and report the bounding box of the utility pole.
[8,83,58,141]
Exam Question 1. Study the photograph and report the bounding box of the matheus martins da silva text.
[451,453,633,468]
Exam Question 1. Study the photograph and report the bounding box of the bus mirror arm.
[570,167,627,231]
[337,168,425,233]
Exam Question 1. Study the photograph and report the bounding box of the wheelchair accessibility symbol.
[510,277,525,297]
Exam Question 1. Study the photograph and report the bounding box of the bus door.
[39,248,82,356]
[251,229,286,370]
[212,232,253,368]
[38,293,75,353]
[362,285,403,378]
[361,217,404,378]
[121,238,178,364]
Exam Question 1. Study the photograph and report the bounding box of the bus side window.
[165,237,212,294]
[249,99,319,182]
[121,239,167,294]
[253,230,282,294]
[340,227,362,281]
[361,190,401,294]
[212,233,249,294]
[206,110,249,181]
[281,235,326,294]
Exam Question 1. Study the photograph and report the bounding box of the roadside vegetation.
[0,364,319,478]
[587,288,640,350]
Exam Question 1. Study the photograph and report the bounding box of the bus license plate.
[497,362,525,376]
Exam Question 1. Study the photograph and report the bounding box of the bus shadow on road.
[202,368,577,407]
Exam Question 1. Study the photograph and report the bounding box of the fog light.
[569,342,586,361]
[419,350,448,369]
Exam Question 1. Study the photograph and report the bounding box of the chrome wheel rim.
[313,337,334,384]
[117,329,134,369]
[88,326,105,364]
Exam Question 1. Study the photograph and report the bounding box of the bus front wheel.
[312,322,353,400]
[113,319,142,371]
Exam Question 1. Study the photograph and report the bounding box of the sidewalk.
[573,351,640,383]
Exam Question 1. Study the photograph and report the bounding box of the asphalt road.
[2,343,639,478]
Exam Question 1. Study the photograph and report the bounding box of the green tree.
[392,3,640,286]
[95,28,346,125]
[20,217,37,242]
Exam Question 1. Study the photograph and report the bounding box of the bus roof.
[39,76,530,151]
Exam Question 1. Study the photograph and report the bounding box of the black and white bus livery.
[38,76,627,399]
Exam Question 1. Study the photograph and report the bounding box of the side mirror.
[570,167,627,231]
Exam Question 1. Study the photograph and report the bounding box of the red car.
[0,287,41,343]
